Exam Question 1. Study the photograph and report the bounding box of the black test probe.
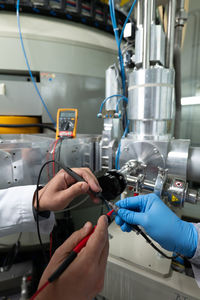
[33,161,178,299]
[32,164,115,300]
[31,208,114,300]
[105,200,180,260]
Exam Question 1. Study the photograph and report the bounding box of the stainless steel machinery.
[98,0,200,299]
[99,0,200,208]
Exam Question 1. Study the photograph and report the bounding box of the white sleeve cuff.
[0,185,55,237]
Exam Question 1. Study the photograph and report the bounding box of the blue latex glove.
[115,193,198,258]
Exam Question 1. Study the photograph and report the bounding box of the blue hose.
[115,120,130,170]
[119,0,138,45]
[99,94,128,114]
[16,0,56,126]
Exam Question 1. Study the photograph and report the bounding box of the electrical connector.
[97,113,103,118]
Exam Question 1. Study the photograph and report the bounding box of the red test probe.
[30,209,114,300]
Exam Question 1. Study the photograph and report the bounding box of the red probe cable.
[46,140,57,181]
[107,209,114,217]
[30,281,50,300]
[30,209,114,300]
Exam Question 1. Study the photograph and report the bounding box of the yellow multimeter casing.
[56,108,78,139]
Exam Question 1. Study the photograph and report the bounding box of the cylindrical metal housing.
[128,67,175,140]
[105,65,121,111]
[166,139,190,180]
[187,147,200,183]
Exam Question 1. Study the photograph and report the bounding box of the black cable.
[99,198,104,219]
[0,232,22,272]
[126,223,180,260]
[37,161,177,263]
[124,222,180,259]
[36,159,89,263]
[107,202,180,260]
[36,161,58,264]
[55,138,63,173]
[137,229,180,260]
[0,123,56,132]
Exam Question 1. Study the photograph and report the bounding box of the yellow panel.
[100,0,109,4]
[0,116,41,134]
[100,0,131,6]
[120,0,131,6]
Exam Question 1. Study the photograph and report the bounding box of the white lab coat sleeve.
[189,223,200,288]
[0,185,55,237]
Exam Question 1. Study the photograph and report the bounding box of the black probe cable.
[30,210,114,300]
[0,232,22,272]
[106,201,180,260]
[36,159,109,263]
[36,160,180,262]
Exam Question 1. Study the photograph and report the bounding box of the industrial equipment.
[0,0,200,299]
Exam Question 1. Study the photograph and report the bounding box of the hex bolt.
[153,148,158,154]
[124,147,129,152]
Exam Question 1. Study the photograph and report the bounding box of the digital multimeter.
[56,108,78,139]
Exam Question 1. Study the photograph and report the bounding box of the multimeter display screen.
[60,111,75,118]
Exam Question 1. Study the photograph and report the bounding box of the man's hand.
[34,168,102,211]
[36,215,109,300]
[115,193,198,258]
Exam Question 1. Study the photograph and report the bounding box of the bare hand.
[36,215,109,300]
[34,168,102,211]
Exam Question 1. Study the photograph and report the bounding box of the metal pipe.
[186,189,199,205]
[142,0,151,69]
[165,0,176,68]
[175,0,187,47]
[173,45,182,138]
[137,0,143,27]
[173,0,187,138]
[126,175,155,191]
[177,0,186,20]
[150,0,156,24]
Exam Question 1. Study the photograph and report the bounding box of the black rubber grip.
[48,251,77,282]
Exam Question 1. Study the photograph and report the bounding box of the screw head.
[153,148,158,154]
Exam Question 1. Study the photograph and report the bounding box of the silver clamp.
[154,167,168,197]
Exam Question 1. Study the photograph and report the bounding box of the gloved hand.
[115,193,198,258]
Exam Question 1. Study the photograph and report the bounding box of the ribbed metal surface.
[128,67,174,140]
